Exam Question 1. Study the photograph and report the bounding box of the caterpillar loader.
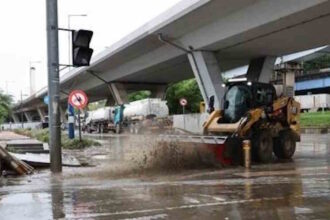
[160,80,300,164]
[203,81,300,163]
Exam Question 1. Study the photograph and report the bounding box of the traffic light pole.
[46,0,62,173]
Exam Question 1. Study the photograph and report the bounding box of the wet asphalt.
[0,133,330,220]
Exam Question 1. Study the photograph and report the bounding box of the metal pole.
[68,104,75,139]
[20,91,24,129]
[68,15,71,68]
[78,109,82,141]
[46,0,62,173]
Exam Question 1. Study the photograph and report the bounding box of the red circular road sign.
[68,90,88,109]
[179,98,188,106]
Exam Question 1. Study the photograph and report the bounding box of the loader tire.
[252,130,273,163]
[273,130,296,159]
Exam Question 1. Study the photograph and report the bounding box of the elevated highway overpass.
[11,0,330,123]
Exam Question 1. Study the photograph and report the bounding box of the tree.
[88,100,106,111]
[0,91,13,123]
[127,90,151,102]
[165,79,203,114]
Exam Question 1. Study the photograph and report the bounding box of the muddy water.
[70,134,222,179]
[0,133,330,219]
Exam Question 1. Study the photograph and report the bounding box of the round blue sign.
[43,96,49,105]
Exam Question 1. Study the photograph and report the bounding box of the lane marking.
[235,166,330,178]
[66,192,330,219]
[183,196,200,204]
[119,213,168,220]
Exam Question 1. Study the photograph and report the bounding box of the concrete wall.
[173,113,209,134]
[295,94,330,110]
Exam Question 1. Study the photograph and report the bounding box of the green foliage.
[165,79,203,114]
[300,111,330,128]
[14,128,101,149]
[0,90,13,123]
[128,90,151,102]
[303,55,330,72]
[62,138,101,149]
[88,100,106,111]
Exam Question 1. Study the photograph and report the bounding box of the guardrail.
[0,122,42,130]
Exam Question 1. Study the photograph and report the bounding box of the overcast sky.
[0,0,181,101]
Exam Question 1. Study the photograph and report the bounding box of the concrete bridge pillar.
[11,113,20,123]
[108,83,128,105]
[188,51,225,110]
[37,108,47,122]
[246,56,276,83]
[150,85,168,99]
[24,112,33,123]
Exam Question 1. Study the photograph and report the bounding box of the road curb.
[300,127,330,134]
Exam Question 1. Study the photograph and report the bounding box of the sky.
[0,0,182,102]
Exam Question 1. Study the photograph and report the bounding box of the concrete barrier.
[0,122,42,130]
[300,127,329,134]
[173,113,208,134]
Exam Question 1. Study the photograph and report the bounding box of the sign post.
[179,98,188,130]
[68,104,75,139]
[78,109,82,141]
[68,90,88,142]
[179,98,188,114]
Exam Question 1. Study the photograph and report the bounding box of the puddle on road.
[62,133,330,180]
[1,134,330,220]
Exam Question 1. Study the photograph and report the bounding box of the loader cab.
[223,81,276,123]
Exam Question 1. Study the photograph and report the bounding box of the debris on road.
[11,152,81,167]
[0,145,34,175]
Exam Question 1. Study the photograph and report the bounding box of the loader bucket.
[207,144,232,165]
[206,136,243,166]
[157,134,237,166]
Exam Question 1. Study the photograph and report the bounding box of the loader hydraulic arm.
[237,97,294,138]
[237,108,263,137]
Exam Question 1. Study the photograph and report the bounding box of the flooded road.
[1,133,330,219]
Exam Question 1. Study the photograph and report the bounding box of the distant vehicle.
[83,98,169,134]
[42,116,49,129]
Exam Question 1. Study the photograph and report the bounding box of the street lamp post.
[67,14,87,69]
[20,91,28,128]
[29,61,41,95]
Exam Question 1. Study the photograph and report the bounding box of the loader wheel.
[273,130,296,159]
[252,130,273,163]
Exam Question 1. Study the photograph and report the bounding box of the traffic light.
[72,30,94,67]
